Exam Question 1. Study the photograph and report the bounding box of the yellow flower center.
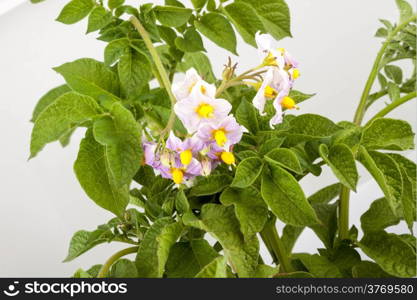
[196,103,214,118]
[292,68,300,79]
[171,168,184,184]
[221,152,235,165]
[180,149,193,165]
[281,96,298,110]
[264,86,278,99]
[278,47,286,55]
[263,52,278,67]
[213,129,227,147]
[200,85,207,94]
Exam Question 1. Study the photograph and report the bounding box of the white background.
[0,0,415,277]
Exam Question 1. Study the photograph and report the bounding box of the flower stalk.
[130,16,177,138]
[97,246,139,278]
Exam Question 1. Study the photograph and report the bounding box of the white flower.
[255,32,285,68]
[172,68,216,101]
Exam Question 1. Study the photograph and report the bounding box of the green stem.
[215,65,265,98]
[353,15,416,125]
[97,246,139,278]
[260,220,293,273]
[130,16,177,136]
[338,186,351,240]
[339,15,416,240]
[366,91,417,125]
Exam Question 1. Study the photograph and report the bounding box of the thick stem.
[339,15,416,240]
[130,16,177,136]
[338,186,351,240]
[366,91,417,125]
[97,246,139,278]
[260,220,293,273]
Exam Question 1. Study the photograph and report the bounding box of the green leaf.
[63,228,113,262]
[361,118,415,151]
[194,256,227,278]
[72,269,93,278]
[87,6,113,33]
[220,187,268,238]
[240,0,291,40]
[289,90,316,105]
[109,259,138,278]
[31,84,72,122]
[281,225,304,253]
[293,254,343,278]
[352,261,394,278]
[177,52,216,83]
[191,0,208,10]
[309,203,338,249]
[236,99,259,134]
[153,6,192,27]
[30,92,102,158]
[384,65,403,84]
[104,38,130,66]
[54,58,120,104]
[287,114,341,145]
[396,0,414,23]
[387,82,401,101]
[184,204,260,277]
[118,48,152,99]
[189,174,232,196]
[175,28,206,52]
[31,0,46,3]
[308,183,341,205]
[261,161,319,226]
[359,231,416,277]
[259,137,285,156]
[74,130,130,216]
[195,12,237,54]
[165,240,219,278]
[223,2,265,47]
[319,144,358,191]
[93,102,142,187]
[108,0,125,10]
[158,26,177,46]
[56,0,94,25]
[398,166,416,232]
[175,189,190,214]
[274,271,314,278]
[265,148,303,175]
[361,198,400,233]
[357,147,403,215]
[231,157,263,188]
[388,154,416,230]
[136,218,183,278]
[167,240,219,277]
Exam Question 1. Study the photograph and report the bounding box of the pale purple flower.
[197,115,244,148]
[174,93,232,134]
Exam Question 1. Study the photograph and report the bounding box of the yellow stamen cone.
[196,103,214,118]
[281,96,298,110]
[221,152,235,165]
[264,86,278,99]
[180,149,193,165]
[172,168,184,184]
[213,129,227,147]
[292,68,300,79]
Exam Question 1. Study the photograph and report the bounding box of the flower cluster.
[251,33,300,127]
[143,69,245,185]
